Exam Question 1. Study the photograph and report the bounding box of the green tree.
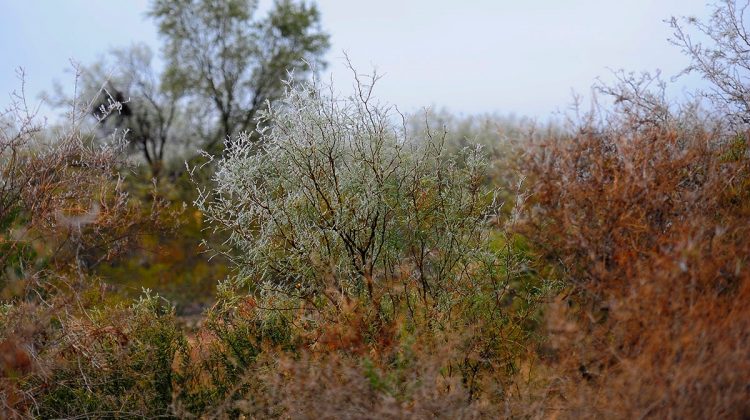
[150,0,330,152]
[54,0,329,180]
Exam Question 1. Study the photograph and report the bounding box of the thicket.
[1,0,749,418]
[512,106,750,418]
[0,69,548,417]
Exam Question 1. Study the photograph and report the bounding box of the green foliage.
[18,291,186,418]
[151,0,330,150]
[722,133,748,162]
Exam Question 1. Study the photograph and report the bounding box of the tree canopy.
[151,0,330,151]
[68,0,329,179]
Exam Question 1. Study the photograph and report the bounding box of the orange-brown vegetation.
[514,116,750,417]
[2,1,750,417]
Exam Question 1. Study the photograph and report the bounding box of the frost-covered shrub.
[197,74,503,314]
[192,73,547,411]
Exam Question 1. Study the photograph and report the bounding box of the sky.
[0,0,712,120]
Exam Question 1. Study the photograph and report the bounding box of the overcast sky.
[0,0,711,119]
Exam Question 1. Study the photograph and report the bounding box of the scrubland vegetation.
[2,0,750,418]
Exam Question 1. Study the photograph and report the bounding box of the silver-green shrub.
[197,73,501,313]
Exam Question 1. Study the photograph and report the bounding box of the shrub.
[197,71,521,318]
[28,292,185,418]
[0,70,167,290]
[0,72,172,418]
[193,71,549,411]
[514,106,750,417]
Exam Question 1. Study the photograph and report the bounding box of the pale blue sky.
[0,0,711,119]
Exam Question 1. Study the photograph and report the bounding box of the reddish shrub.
[516,118,750,417]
